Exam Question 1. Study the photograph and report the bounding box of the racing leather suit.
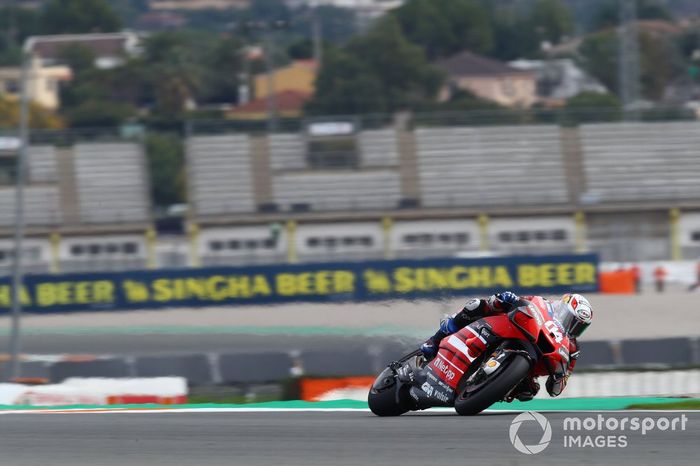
[420,291,580,399]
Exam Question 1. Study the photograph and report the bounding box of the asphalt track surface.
[0,411,697,466]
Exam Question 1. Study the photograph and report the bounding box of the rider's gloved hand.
[439,316,459,335]
[488,291,519,310]
[546,373,568,397]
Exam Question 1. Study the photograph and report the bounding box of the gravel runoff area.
[0,288,697,341]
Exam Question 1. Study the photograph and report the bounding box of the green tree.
[566,91,621,108]
[592,0,673,31]
[57,44,96,76]
[200,37,243,104]
[578,30,619,94]
[392,0,455,60]
[638,31,684,100]
[145,132,185,207]
[140,31,229,114]
[531,0,574,45]
[0,5,41,46]
[57,30,245,127]
[40,0,122,34]
[346,16,443,111]
[0,96,65,129]
[109,0,150,24]
[64,100,136,127]
[564,91,621,123]
[579,29,684,101]
[393,0,492,60]
[308,16,444,115]
[0,6,42,65]
[488,5,541,60]
[305,48,386,115]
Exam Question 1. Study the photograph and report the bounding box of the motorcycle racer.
[420,291,592,400]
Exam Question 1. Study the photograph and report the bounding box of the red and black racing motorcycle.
[368,297,572,416]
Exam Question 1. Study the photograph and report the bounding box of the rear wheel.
[454,354,530,416]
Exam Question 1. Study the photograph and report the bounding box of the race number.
[545,321,563,343]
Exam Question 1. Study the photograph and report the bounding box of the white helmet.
[553,293,593,338]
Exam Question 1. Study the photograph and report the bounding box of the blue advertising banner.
[0,254,598,314]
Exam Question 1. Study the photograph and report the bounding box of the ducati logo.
[509,411,552,454]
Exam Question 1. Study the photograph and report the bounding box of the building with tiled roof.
[228,90,311,119]
[24,32,141,70]
[435,50,536,108]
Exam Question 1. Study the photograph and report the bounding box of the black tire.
[454,354,530,416]
[368,370,409,417]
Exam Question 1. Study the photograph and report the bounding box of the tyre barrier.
[1,337,698,387]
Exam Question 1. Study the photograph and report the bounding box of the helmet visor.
[554,302,591,338]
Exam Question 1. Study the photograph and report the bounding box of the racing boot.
[420,317,459,360]
[507,377,540,402]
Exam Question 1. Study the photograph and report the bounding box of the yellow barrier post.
[670,208,682,261]
[286,220,298,264]
[574,211,587,254]
[188,222,201,267]
[145,227,157,269]
[382,217,393,260]
[49,232,61,274]
[477,214,489,252]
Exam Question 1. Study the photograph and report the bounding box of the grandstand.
[2,116,700,273]
[580,122,700,203]
[185,117,700,265]
[186,135,255,215]
[0,138,151,275]
[415,125,568,208]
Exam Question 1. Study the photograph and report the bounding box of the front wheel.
[368,367,409,417]
[454,354,530,416]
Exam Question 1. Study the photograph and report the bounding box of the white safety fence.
[0,377,187,405]
[538,370,700,399]
[312,370,700,402]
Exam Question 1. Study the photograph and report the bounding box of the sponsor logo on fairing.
[432,357,456,381]
[420,382,449,403]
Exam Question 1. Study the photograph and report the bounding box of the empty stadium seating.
[580,122,700,203]
[415,125,569,208]
[27,145,58,183]
[187,135,256,215]
[0,186,62,226]
[272,170,402,211]
[268,134,306,171]
[358,129,399,168]
[73,143,150,224]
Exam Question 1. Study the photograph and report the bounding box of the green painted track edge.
[0,397,696,411]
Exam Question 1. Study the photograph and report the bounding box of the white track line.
[0,408,694,415]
